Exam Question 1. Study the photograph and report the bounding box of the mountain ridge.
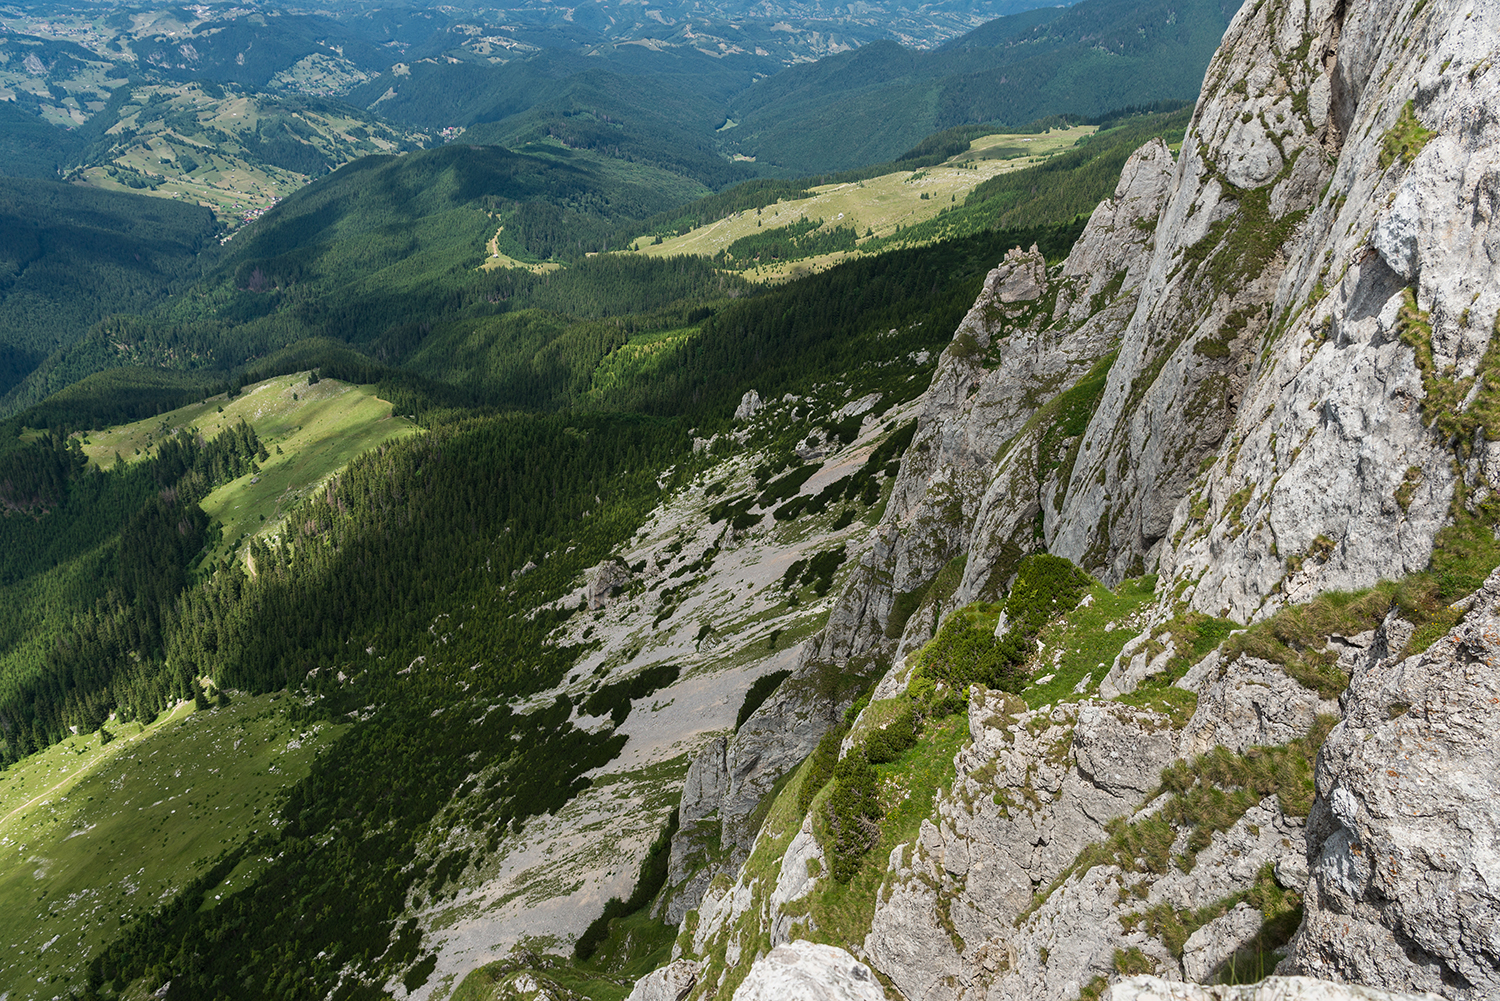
[618,0,1500,996]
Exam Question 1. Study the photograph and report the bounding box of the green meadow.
[82,373,417,559]
[632,126,1094,281]
[0,693,343,1000]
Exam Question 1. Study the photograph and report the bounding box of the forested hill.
[335,0,1238,181]
[0,179,216,401]
[718,0,1242,173]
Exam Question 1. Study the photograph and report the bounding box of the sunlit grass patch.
[0,693,342,1000]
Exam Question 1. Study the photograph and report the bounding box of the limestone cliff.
[639,0,1500,996]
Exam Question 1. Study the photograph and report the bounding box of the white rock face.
[1153,0,1500,619]
[1181,902,1264,983]
[624,959,699,1001]
[1287,566,1500,998]
[1104,974,1445,1001]
[767,815,824,945]
[734,390,763,421]
[730,942,885,1001]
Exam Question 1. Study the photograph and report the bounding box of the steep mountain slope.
[624,0,1500,996]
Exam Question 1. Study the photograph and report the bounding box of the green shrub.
[736,670,791,729]
[583,663,682,726]
[798,723,849,815]
[863,703,918,764]
[917,613,1028,692]
[1003,553,1093,637]
[825,754,882,882]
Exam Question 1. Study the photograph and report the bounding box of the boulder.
[734,390,763,421]
[1181,902,1263,983]
[625,959,699,1001]
[1287,568,1500,999]
[731,942,884,1001]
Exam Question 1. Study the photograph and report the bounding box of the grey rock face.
[624,959,699,1001]
[1287,567,1500,998]
[731,942,885,1001]
[734,390,763,421]
[1050,0,1344,584]
[1104,974,1445,1001]
[1178,655,1341,757]
[1181,902,1264,983]
[719,673,841,856]
[662,737,728,924]
[811,138,1176,674]
[678,736,727,823]
[1156,0,1500,618]
[660,660,842,922]
[586,559,633,610]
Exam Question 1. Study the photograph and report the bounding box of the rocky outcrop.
[1287,567,1500,998]
[857,669,1314,1001]
[659,658,845,922]
[731,942,884,1001]
[1154,0,1500,618]
[663,738,729,924]
[586,559,633,610]
[1182,903,1265,983]
[734,390,763,421]
[625,959,699,1001]
[813,137,1177,673]
[1104,975,1444,1001]
[1177,654,1341,757]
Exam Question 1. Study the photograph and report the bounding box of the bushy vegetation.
[914,554,1093,693]
[583,662,682,726]
[1379,100,1437,171]
[736,670,792,729]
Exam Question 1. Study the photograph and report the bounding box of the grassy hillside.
[627,107,1190,279]
[82,372,417,561]
[632,125,1096,280]
[0,694,343,999]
